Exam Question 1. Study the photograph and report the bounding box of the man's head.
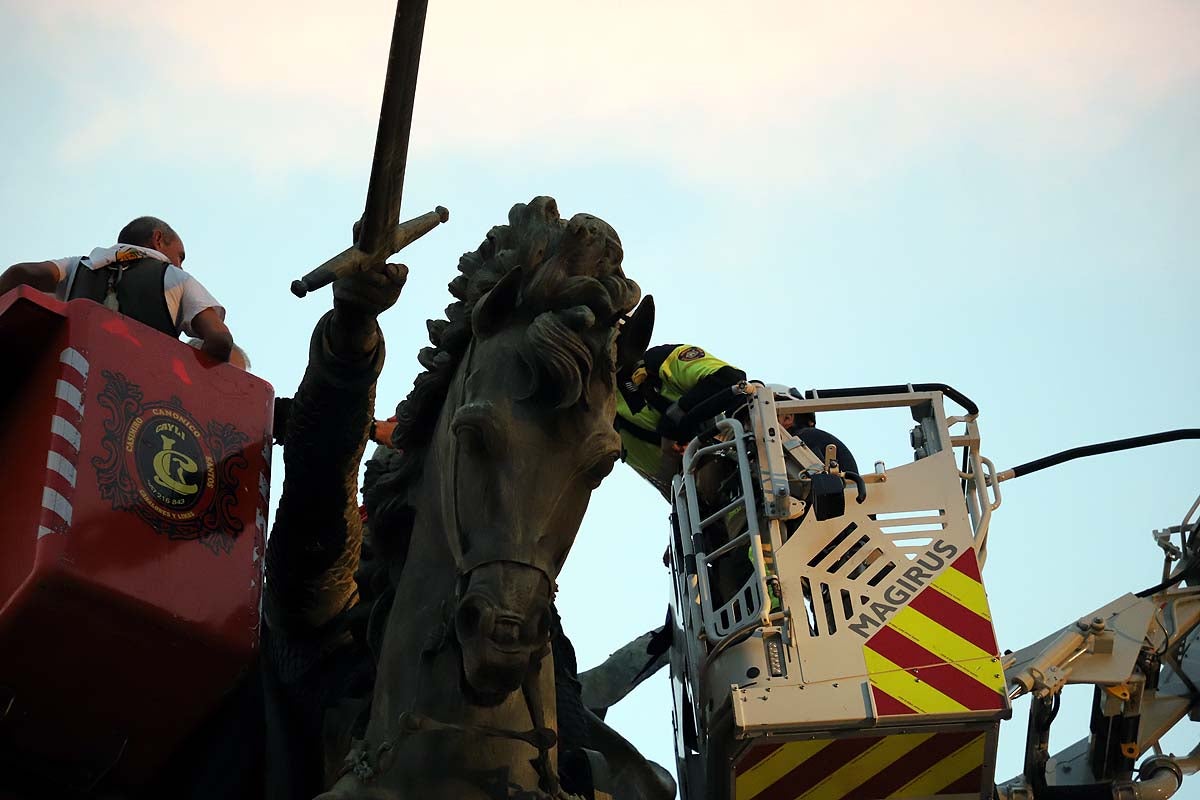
[118,216,185,267]
[769,385,817,435]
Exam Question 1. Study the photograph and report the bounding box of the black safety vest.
[68,257,181,338]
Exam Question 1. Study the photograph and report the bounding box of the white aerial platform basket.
[668,386,1009,800]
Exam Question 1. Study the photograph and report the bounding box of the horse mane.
[363,196,640,562]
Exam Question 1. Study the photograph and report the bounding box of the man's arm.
[676,365,747,411]
[369,417,399,447]
[0,261,59,295]
[658,345,747,441]
[191,307,234,363]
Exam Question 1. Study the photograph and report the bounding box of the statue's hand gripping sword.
[291,0,446,298]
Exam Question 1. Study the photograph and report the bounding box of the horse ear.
[472,265,523,337]
[616,295,655,372]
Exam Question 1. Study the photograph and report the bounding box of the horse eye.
[452,420,489,454]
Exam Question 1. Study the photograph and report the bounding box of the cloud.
[17,1,1200,187]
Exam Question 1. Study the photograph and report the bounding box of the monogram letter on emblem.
[153,435,199,496]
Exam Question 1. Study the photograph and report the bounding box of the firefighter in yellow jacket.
[615,343,747,498]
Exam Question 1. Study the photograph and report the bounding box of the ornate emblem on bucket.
[133,405,210,515]
[93,370,248,553]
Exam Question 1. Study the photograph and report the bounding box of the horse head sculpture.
[345,197,654,798]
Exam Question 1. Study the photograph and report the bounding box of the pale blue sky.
[3,0,1198,786]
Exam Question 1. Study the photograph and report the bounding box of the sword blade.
[357,0,430,255]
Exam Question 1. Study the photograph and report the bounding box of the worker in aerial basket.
[614,343,748,499]
[615,344,862,500]
[0,216,235,362]
[775,388,860,476]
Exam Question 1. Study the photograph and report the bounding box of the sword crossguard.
[290,206,449,298]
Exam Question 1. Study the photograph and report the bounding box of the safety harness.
[614,362,672,445]
[68,257,181,338]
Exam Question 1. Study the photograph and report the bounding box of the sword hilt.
[290,206,449,298]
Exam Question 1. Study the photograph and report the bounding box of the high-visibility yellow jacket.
[614,344,744,491]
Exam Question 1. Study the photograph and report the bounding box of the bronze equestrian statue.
[263,196,670,799]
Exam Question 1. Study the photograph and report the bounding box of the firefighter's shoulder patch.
[677,346,706,362]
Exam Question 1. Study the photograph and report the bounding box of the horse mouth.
[451,569,554,707]
[476,638,535,669]
[458,640,537,706]
[486,643,525,656]
[454,603,549,706]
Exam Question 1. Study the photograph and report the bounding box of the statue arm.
[264,309,385,636]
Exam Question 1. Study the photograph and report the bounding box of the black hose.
[804,382,979,415]
[994,428,1200,597]
[1138,575,1179,599]
[842,471,867,504]
[1008,430,1200,480]
[1136,557,1200,598]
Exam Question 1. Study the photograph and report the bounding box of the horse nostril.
[455,595,494,639]
[524,605,553,645]
[457,603,480,636]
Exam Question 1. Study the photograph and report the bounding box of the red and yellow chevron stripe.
[733,729,991,800]
[866,551,1006,717]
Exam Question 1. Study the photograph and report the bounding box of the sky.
[2,0,1198,790]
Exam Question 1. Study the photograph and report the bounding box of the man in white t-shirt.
[0,216,234,362]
